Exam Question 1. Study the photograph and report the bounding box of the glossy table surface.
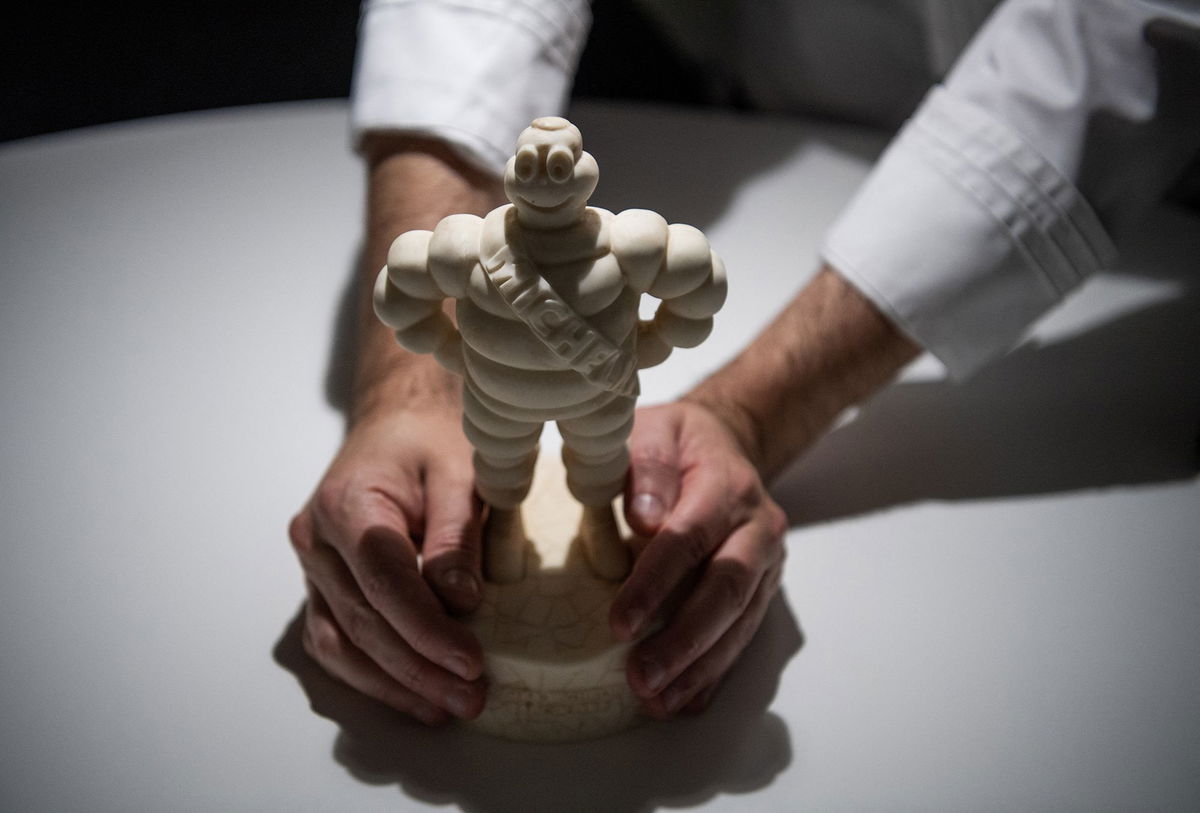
[2,99,1197,812]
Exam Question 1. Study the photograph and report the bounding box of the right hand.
[612,401,788,718]
[287,404,487,725]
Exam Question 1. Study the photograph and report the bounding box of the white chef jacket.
[351,0,1200,378]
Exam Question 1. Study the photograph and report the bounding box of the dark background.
[4,2,1193,206]
[0,0,703,143]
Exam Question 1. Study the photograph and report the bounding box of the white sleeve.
[350,0,592,176]
[822,0,1200,379]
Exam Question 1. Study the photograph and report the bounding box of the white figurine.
[374,116,726,587]
[375,117,725,740]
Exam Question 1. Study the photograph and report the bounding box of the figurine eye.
[514,145,538,182]
[546,145,574,183]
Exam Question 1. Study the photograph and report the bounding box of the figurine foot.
[578,504,630,581]
[485,507,528,583]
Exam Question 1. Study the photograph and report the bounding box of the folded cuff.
[822,86,1117,378]
[351,0,590,175]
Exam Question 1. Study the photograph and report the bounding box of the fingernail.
[623,608,645,638]
[445,684,477,719]
[443,568,480,600]
[640,658,665,693]
[631,493,665,528]
[446,653,474,681]
[662,687,683,714]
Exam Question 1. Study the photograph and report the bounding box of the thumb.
[625,413,683,537]
[419,467,485,615]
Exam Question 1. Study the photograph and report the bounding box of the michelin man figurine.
[374,116,726,740]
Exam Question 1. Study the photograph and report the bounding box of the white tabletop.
[2,100,1197,812]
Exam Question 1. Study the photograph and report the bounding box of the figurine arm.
[373,214,484,375]
[612,210,727,368]
[648,223,726,348]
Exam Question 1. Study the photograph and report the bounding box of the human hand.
[611,400,788,718]
[287,405,487,725]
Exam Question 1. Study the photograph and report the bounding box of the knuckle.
[403,624,442,662]
[730,467,761,506]
[423,524,473,555]
[396,656,427,694]
[675,632,705,663]
[341,601,376,648]
[672,526,715,567]
[630,440,673,466]
[767,503,788,541]
[287,513,313,555]
[711,568,752,613]
[441,466,477,493]
[303,619,341,663]
[357,570,392,604]
[618,583,655,622]
[731,480,755,507]
[620,561,663,608]
[427,450,476,487]
[312,482,345,532]
[653,633,700,674]
[629,448,679,484]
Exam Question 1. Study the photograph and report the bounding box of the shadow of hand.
[273,593,803,813]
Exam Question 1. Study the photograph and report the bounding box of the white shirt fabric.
[351,0,1200,378]
[352,0,591,174]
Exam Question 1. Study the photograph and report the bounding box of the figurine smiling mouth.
[517,195,571,213]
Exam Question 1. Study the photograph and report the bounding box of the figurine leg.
[463,394,542,583]
[476,448,538,584]
[559,397,635,580]
[482,506,529,584]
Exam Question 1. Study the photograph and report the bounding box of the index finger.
[610,463,738,640]
[316,495,484,681]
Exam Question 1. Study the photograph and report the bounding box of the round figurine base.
[463,455,642,743]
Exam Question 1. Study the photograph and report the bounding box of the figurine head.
[504,117,599,229]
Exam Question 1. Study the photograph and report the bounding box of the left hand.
[611,401,788,717]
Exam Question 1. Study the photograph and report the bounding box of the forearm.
[351,134,505,423]
[684,265,920,481]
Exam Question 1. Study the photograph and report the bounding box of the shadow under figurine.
[373,116,726,741]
